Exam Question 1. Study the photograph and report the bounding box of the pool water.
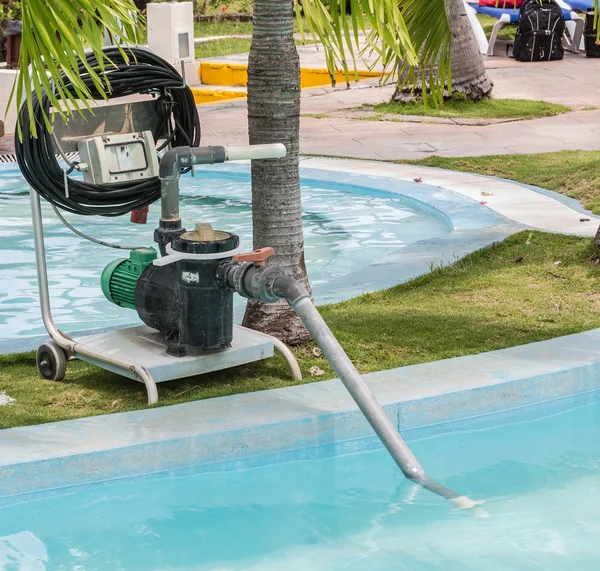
[2,395,600,570]
[0,165,451,341]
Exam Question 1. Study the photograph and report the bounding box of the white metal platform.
[76,324,275,383]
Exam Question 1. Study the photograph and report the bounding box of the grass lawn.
[195,37,317,58]
[370,94,570,121]
[3,231,600,430]
[409,151,600,215]
[194,20,253,37]
[195,37,252,58]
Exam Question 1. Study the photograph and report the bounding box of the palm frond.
[10,0,140,137]
[397,0,452,105]
[298,0,452,103]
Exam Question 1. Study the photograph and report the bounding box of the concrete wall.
[0,68,19,135]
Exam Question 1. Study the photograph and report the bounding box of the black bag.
[513,0,565,61]
[584,10,600,58]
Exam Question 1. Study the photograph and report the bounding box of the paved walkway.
[2,49,598,158]
[198,52,600,161]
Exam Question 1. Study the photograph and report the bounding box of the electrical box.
[77,131,160,186]
[147,2,195,65]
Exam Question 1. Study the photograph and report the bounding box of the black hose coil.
[15,47,201,216]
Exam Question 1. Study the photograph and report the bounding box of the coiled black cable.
[15,47,200,216]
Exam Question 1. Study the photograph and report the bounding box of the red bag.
[478,0,524,7]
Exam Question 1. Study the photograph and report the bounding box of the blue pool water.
[0,165,451,342]
[2,395,600,570]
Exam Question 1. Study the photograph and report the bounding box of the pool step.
[197,61,382,89]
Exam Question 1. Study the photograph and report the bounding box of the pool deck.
[191,53,600,161]
[2,327,600,500]
[300,158,600,237]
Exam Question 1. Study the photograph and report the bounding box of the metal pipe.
[30,188,70,345]
[273,276,478,508]
[159,146,226,222]
[160,178,182,221]
[222,261,479,508]
[258,330,303,382]
[30,188,159,405]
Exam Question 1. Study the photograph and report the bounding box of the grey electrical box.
[77,131,159,186]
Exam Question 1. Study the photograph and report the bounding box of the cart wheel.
[37,341,67,381]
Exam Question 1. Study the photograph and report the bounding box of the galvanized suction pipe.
[222,262,479,508]
[158,144,478,507]
[271,276,478,508]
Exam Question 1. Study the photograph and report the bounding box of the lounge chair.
[567,0,593,10]
[466,0,584,56]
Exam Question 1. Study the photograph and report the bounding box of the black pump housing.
[135,229,239,356]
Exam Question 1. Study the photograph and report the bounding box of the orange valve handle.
[232,247,275,266]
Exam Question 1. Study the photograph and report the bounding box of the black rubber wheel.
[36,341,67,381]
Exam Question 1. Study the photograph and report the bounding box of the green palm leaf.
[11,0,139,137]
[13,0,451,136]
[299,0,452,103]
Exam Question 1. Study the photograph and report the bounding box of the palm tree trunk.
[242,0,311,345]
[394,0,493,102]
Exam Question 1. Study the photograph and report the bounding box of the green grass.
[301,113,329,119]
[3,231,600,430]
[139,12,369,47]
[136,20,253,46]
[476,14,517,41]
[195,37,317,58]
[194,20,253,37]
[195,37,252,58]
[198,0,253,16]
[370,94,570,121]
[407,151,600,215]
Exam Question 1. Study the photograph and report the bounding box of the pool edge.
[2,327,600,498]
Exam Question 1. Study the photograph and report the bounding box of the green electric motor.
[101,248,158,309]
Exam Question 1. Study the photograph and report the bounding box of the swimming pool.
[0,164,452,342]
[1,390,598,570]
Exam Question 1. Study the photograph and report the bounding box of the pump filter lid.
[173,223,239,255]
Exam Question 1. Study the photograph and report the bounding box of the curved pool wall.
[291,164,523,304]
[0,163,523,354]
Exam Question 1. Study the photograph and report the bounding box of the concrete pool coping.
[299,157,600,237]
[2,327,600,499]
[2,158,600,500]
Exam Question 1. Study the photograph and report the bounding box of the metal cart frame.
[30,188,301,405]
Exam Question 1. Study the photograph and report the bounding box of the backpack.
[512,0,565,61]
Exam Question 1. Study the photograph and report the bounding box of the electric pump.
[17,47,479,510]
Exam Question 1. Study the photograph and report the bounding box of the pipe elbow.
[159,146,192,180]
[272,275,310,304]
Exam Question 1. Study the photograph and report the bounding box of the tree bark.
[243,0,311,345]
[393,0,493,102]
